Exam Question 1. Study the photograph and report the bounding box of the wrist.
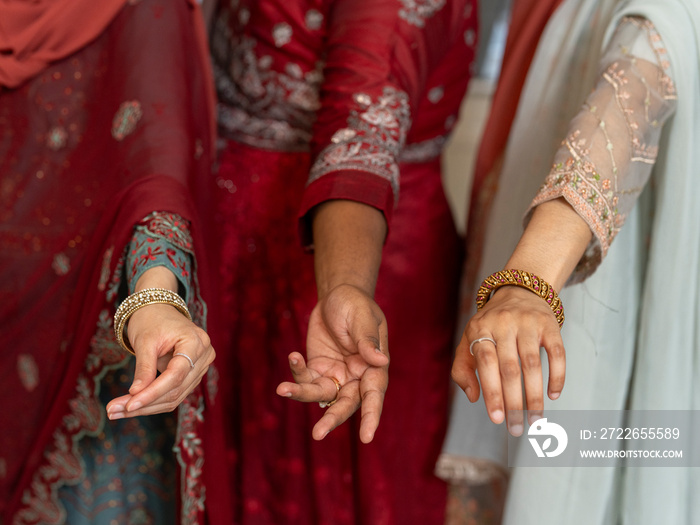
[312,200,386,299]
[134,266,178,294]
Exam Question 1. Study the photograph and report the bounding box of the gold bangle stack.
[113,287,191,355]
[476,269,565,327]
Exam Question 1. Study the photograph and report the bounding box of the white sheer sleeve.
[527,17,677,282]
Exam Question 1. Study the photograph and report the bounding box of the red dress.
[210,1,477,523]
[0,2,230,523]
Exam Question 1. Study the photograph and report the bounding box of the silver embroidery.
[308,87,412,200]
[305,9,324,31]
[273,22,293,47]
[239,8,250,25]
[212,13,324,151]
[52,252,70,275]
[47,126,68,151]
[427,86,444,103]
[399,0,446,28]
[17,354,39,392]
[399,135,446,163]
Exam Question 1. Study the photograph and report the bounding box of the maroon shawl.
[0,1,228,523]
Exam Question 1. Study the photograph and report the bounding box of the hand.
[451,286,566,436]
[106,303,216,419]
[276,284,390,443]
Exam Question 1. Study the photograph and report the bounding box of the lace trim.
[399,0,447,28]
[435,454,509,485]
[308,87,412,200]
[13,308,130,525]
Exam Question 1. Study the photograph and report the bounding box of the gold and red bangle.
[475,269,565,327]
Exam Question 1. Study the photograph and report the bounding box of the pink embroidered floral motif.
[111,100,143,141]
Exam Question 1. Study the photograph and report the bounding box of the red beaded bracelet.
[475,269,565,327]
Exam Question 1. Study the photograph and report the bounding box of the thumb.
[350,307,390,367]
[129,344,159,395]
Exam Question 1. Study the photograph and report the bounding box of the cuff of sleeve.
[298,171,395,250]
[129,261,191,301]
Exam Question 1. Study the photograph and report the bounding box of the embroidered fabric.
[529,17,677,280]
[398,0,447,27]
[211,0,476,210]
[307,87,412,199]
[126,211,194,300]
[211,18,323,152]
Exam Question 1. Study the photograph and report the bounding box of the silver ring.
[469,337,496,356]
[173,352,195,370]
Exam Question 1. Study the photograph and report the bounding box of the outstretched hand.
[106,303,216,419]
[277,284,390,443]
[451,286,566,436]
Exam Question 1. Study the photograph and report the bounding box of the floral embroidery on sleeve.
[307,86,411,201]
[528,17,677,281]
[126,212,194,299]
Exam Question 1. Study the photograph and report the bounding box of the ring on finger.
[319,376,341,408]
[469,337,497,357]
[173,352,195,370]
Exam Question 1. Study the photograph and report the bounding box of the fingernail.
[509,424,523,436]
[281,392,292,398]
[529,412,544,425]
[108,412,125,420]
[129,380,142,393]
[491,409,504,423]
[323,431,330,439]
[290,359,298,365]
[374,347,382,354]
[550,392,560,400]
[127,401,142,412]
[108,404,125,414]
[465,387,472,399]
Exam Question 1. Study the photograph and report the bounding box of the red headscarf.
[0,0,128,87]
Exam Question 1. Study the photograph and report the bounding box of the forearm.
[312,200,387,298]
[505,198,592,291]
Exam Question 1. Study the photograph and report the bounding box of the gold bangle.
[113,287,191,355]
[475,269,565,327]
